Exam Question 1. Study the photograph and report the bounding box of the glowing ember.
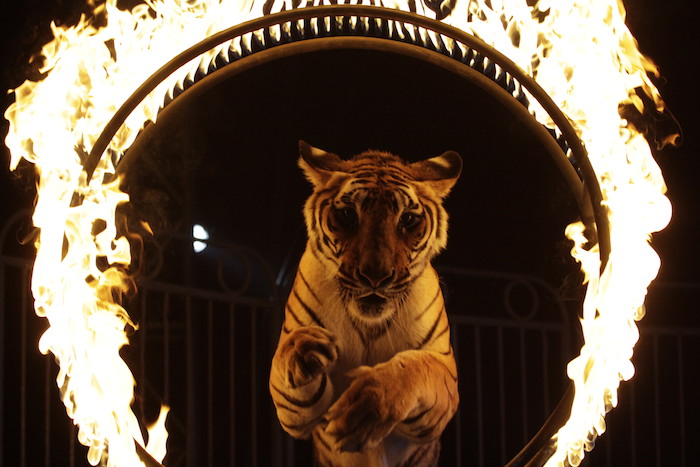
[3,0,671,465]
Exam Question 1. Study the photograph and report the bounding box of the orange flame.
[4,1,670,465]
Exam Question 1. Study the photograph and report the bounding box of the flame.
[443,2,671,464]
[145,405,170,463]
[4,0,263,464]
[4,0,670,465]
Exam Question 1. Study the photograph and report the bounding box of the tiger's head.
[299,141,462,325]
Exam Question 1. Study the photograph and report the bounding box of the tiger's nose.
[356,267,395,289]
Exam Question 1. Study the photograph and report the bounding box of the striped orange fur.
[270,141,461,466]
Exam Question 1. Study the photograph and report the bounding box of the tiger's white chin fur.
[348,295,397,325]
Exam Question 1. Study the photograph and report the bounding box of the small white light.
[192,224,209,253]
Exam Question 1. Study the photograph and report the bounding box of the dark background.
[1,0,698,283]
[0,1,697,466]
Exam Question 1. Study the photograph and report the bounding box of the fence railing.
[1,214,696,466]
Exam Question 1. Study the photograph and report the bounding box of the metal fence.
[1,212,696,466]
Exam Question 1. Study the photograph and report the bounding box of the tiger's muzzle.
[350,267,398,318]
[355,266,396,290]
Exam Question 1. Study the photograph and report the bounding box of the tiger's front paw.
[279,326,339,389]
[323,365,411,452]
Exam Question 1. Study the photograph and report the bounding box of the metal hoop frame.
[79,5,612,466]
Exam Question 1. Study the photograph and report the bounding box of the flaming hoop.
[4,1,671,466]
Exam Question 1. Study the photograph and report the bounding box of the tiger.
[269,141,461,467]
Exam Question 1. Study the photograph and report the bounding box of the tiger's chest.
[295,249,439,393]
[321,300,417,392]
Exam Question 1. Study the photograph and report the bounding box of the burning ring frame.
[79,5,612,466]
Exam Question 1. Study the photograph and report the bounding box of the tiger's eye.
[334,207,358,230]
[399,212,421,231]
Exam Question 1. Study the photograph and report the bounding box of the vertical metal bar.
[541,330,550,417]
[139,289,148,422]
[497,326,506,465]
[207,300,214,467]
[20,266,27,467]
[605,405,612,467]
[69,425,75,467]
[630,377,636,466]
[45,355,51,467]
[186,294,195,466]
[286,424,296,467]
[653,334,660,467]
[452,324,462,467]
[163,293,171,402]
[0,260,5,464]
[519,328,528,444]
[474,325,484,467]
[229,302,236,466]
[677,334,686,467]
[251,308,258,466]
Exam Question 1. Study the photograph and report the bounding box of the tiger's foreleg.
[269,326,339,439]
[323,349,458,453]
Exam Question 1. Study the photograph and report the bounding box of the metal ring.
[85,6,609,272]
[81,5,612,466]
[504,279,540,322]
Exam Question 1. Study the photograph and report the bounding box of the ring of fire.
[5,2,670,467]
[90,6,607,465]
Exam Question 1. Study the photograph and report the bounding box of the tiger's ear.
[298,140,346,187]
[411,150,462,198]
